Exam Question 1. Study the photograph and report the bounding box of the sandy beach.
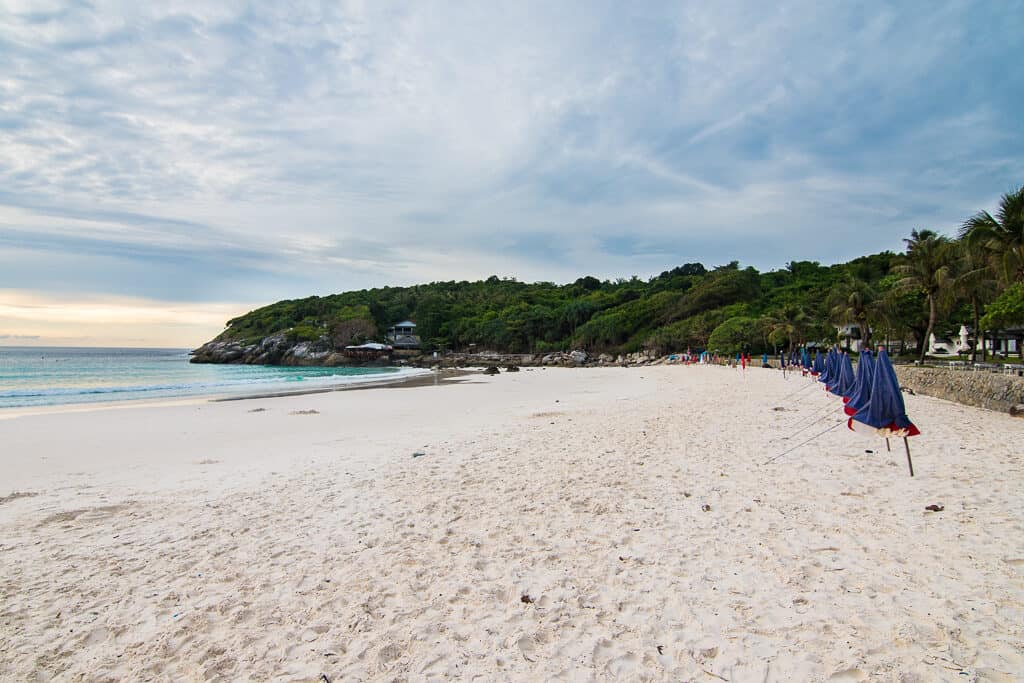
[1,365,1022,681]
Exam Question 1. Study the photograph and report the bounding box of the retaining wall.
[893,366,1024,413]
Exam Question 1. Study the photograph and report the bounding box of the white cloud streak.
[0,0,1021,345]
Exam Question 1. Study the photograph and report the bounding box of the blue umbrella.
[819,348,837,385]
[812,351,824,376]
[852,349,920,475]
[829,352,855,398]
[843,350,874,416]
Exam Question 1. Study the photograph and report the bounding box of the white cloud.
[0,0,1020,347]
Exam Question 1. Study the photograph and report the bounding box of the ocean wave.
[0,366,430,408]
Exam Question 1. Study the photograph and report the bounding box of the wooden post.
[886,438,891,452]
[903,437,914,477]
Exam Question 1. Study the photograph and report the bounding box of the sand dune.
[1,366,1022,681]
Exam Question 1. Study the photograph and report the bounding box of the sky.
[1,1,1022,347]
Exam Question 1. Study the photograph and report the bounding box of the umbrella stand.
[903,437,914,477]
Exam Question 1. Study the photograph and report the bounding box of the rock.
[505,365,520,372]
[483,366,500,375]
[569,349,588,364]
[1010,404,1024,417]
[598,353,614,364]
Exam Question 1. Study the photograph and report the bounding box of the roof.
[345,343,391,350]
[392,320,417,328]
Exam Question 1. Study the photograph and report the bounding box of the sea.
[0,347,425,410]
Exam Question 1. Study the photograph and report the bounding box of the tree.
[953,238,998,361]
[961,185,1024,287]
[894,229,955,362]
[708,316,762,356]
[767,304,809,353]
[826,276,876,349]
[980,282,1024,359]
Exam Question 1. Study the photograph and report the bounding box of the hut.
[387,321,421,349]
[343,342,393,360]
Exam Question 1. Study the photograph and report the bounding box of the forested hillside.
[210,254,909,356]
[207,186,1023,359]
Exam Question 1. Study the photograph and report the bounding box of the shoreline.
[210,367,475,401]
[0,367,470,420]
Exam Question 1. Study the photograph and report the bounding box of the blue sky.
[1,1,1022,345]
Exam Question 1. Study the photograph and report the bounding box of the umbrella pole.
[886,438,891,452]
[903,437,914,477]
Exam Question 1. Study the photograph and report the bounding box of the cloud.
[0,289,256,347]
[0,0,1021,337]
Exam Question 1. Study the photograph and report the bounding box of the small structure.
[984,326,1023,358]
[928,333,957,355]
[343,342,392,360]
[387,320,421,349]
[836,324,864,352]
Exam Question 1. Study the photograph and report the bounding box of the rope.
[776,400,840,440]
[763,420,845,465]
[776,379,817,402]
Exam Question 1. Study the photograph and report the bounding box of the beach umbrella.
[851,349,920,475]
[843,350,874,416]
[828,352,855,399]
[818,349,832,384]
[801,348,810,370]
[819,348,838,386]
[811,352,824,377]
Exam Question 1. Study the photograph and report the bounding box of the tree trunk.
[971,297,981,363]
[920,294,937,363]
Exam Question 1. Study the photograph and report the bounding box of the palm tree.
[827,276,876,350]
[960,185,1024,287]
[894,229,955,362]
[953,238,998,361]
[766,304,809,355]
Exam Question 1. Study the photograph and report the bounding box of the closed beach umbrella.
[812,351,824,377]
[851,349,920,475]
[819,348,837,386]
[831,352,856,401]
[844,350,874,416]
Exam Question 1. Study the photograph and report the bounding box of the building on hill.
[387,320,421,349]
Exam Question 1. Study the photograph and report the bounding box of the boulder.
[483,366,501,375]
[569,350,588,364]
[1010,404,1024,417]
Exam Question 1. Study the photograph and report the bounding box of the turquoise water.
[0,347,418,409]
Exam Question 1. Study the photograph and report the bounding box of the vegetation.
[214,185,1024,359]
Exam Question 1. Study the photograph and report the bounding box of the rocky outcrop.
[894,365,1024,414]
[190,333,381,366]
[193,333,679,371]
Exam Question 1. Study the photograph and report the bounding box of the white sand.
[1,366,1022,681]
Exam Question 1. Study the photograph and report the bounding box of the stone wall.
[893,366,1024,413]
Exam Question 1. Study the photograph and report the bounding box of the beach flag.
[843,350,874,416]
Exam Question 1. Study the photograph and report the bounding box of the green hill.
[209,252,925,356]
